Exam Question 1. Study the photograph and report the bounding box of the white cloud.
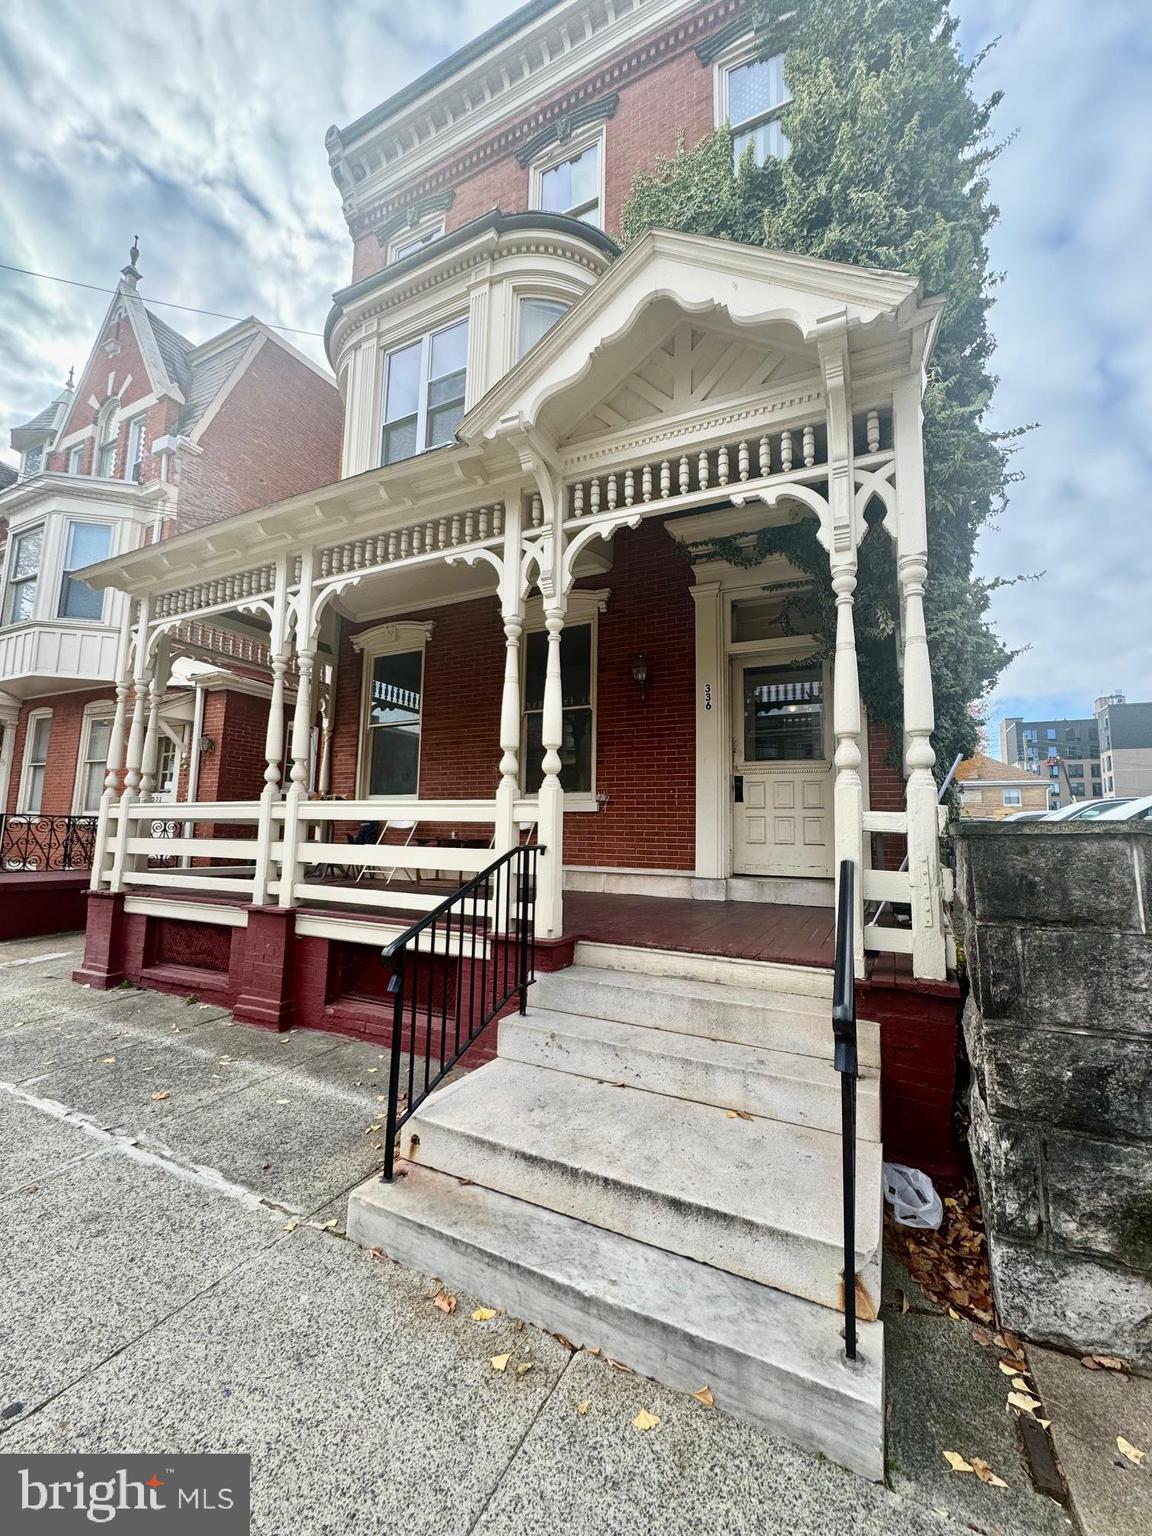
[0,0,1146,733]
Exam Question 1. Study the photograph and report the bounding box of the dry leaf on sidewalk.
[692,1386,715,1407]
[1117,1436,1145,1465]
[632,1410,661,1432]
[515,1363,534,1376]
[1081,1355,1128,1372]
[943,1451,974,1473]
[471,1307,496,1321]
[489,1354,511,1372]
[577,1400,591,1415]
[971,1458,1008,1488]
[1007,1391,1042,1415]
[150,1091,170,1101]
[432,1290,457,1314]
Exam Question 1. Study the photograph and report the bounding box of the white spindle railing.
[154,565,277,620]
[314,504,506,580]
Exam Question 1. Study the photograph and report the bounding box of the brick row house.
[0,246,342,930]
[69,0,962,1476]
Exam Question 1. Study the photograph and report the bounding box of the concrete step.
[499,1006,881,1140]
[348,1162,884,1481]
[531,965,880,1069]
[574,940,835,999]
[402,1059,882,1315]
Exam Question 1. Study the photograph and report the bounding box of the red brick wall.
[349,2,736,284]
[195,690,271,802]
[330,517,696,869]
[867,718,908,869]
[173,341,343,534]
[5,687,115,815]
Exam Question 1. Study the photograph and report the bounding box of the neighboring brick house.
[955,752,1050,820]
[0,243,341,854]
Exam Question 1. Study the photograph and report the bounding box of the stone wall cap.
[954,820,1152,839]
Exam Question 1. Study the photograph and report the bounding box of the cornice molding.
[342,1,741,241]
[350,619,436,654]
[515,91,618,166]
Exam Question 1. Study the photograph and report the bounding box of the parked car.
[1043,798,1130,821]
[1004,810,1048,822]
[1095,794,1152,822]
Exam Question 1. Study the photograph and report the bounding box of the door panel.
[731,654,834,878]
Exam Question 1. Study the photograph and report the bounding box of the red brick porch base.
[859,973,963,1179]
[233,905,297,1031]
[73,889,129,988]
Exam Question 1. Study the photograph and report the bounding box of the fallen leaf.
[101,1056,116,1064]
[692,1386,715,1407]
[901,1291,910,1314]
[944,1196,958,1207]
[1117,1436,1145,1466]
[971,1327,994,1348]
[1037,1418,1051,1430]
[1001,1330,1023,1352]
[150,1090,170,1101]
[948,1308,961,1321]
[433,1290,457,1314]
[275,1099,289,1106]
[998,1361,1019,1376]
[1081,1355,1100,1370]
[576,1400,591,1415]
[318,1219,338,1232]
[471,1307,497,1322]
[728,1108,754,1121]
[1011,1376,1031,1392]
[607,1357,634,1374]
[1085,1355,1128,1372]
[1007,1392,1042,1415]
[282,1220,298,1233]
[632,1409,661,1432]
[490,1354,511,1373]
[971,1458,1008,1488]
[586,1347,601,1357]
[515,1363,534,1376]
[943,1451,974,1473]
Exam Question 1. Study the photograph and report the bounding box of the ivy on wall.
[623,0,1026,771]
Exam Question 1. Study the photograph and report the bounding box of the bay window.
[4,526,44,624]
[522,623,593,795]
[517,297,569,360]
[381,318,468,465]
[720,52,790,167]
[388,221,444,265]
[59,522,113,620]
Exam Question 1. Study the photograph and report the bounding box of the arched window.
[95,399,120,478]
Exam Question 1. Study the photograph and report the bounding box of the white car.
[1095,794,1152,822]
[1004,810,1048,821]
[1043,797,1130,821]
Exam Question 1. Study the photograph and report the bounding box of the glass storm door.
[731,655,833,878]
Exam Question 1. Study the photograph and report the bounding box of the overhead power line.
[0,261,325,339]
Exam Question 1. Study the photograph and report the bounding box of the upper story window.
[534,138,602,226]
[380,318,468,465]
[59,522,113,621]
[95,400,120,477]
[4,526,43,624]
[388,221,444,265]
[719,51,790,167]
[20,446,44,481]
[517,297,569,360]
[67,445,84,475]
[124,417,146,481]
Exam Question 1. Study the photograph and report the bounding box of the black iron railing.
[833,856,860,1360]
[0,814,97,871]
[379,843,541,1181]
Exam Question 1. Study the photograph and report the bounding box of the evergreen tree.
[620,0,1019,770]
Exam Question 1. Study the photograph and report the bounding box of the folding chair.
[355,818,419,884]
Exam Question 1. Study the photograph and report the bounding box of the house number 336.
[704,683,713,711]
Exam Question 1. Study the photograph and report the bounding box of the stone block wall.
[955,821,1152,1365]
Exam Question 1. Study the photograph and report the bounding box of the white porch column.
[138,637,171,801]
[495,497,525,854]
[279,547,315,909]
[536,594,566,939]
[690,580,726,879]
[90,603,135,889]
[893,373,947,979]
[110,597,153,892]
[253,554,291,904]
[831,559,866,972]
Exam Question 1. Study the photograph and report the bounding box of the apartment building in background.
[1001,713,1102,807]
[1095,691,1152,798]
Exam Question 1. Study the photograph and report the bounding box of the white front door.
[730,654,834,878]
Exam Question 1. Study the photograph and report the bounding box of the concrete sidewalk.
[0,934,1089,1535]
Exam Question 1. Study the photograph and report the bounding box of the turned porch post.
[536,592,566,939]
[91,601,135,889]
[893,373,947,979]
[819,324,866,971]
[279,547,316,909]
[109,596,153,891]
[495,497,525,854]
[253,554,291,904]
[138,636,171,801]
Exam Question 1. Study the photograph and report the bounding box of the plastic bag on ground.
[882,1161,943,1230]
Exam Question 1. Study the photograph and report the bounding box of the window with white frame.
[95,401,120,477]
[154,732,179,801]
[124,416,147,481]
[517,297,569,360]
[19,712,52,814]
[364,649,423,795]
[1002,788,1022,807]
[58,522,113,621]
[388,220,444,265]
[20,445,44,480]
[380,318,468,465]
[534,137,602,226]
[522,622,594,795]
[719,51,790,167]
[76,711,113,815]
[3,526,44,624]
[67,444,84,475]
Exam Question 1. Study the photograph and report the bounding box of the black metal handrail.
[0,813,98,871]
[379,842,541,1181]
[833,856,860,1360]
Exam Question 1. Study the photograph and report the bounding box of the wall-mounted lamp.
[631,652,650,704]
[198,734,217,757]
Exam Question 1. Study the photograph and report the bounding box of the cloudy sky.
[0,0,1147,745]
